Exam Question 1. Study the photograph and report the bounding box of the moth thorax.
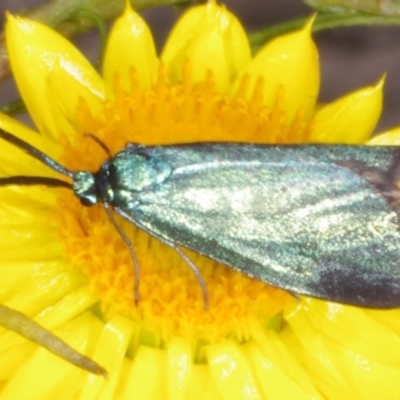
[110,151,173,191]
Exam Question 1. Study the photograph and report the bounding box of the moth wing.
[130,147,400,308]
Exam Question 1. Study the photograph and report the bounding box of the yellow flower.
[1,1,400,398]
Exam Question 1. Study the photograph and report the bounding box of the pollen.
[55,64,301,342]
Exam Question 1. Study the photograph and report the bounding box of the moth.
[1,128,400,311]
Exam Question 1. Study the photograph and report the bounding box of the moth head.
[72,171,98,206]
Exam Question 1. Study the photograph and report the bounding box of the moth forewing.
[120,144,400,308]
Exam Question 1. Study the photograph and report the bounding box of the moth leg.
[114,207,209,311]
[103,203,141,305]
[169,245,210,311]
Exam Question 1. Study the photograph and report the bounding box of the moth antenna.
[0,176,72,189]
[103,202,141,305]
[113,207,210,310]
[84,133,112,159]
[0,129,73,178]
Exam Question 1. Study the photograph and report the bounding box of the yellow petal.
[5,15,104,140]
[207,341,263,399]
[0,113,62,186]
[0,112,37,139]
[161,1,251,92]
[233,17,319,126]
[287,301,400,398]
[166,338,192,399]
[117,346,165,399]
[0,266,88,321]
[309,77,384,143]
[304,300,400,368]
[80,315,134,399]
[0,112,61,161]
[103,3,158,93]
[368,307,400,333]
[245,342,321,400]
[0,339,34,381]
[286,308,353,397]
[368,126,400,145]
[187,365,222,399]
[35,286,98,331]
[251,325,321,396]
[337,345,400,400]
[305,302,400,400]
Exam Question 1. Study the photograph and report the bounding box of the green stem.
[305,0,400,16]
[249,9,400,53]
[0,99,26,116]
[73,9,109,67]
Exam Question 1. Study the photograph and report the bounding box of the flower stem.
[305,0,400,16]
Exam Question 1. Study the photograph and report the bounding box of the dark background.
[1,0,400,133]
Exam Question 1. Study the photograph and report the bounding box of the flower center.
[56,65,305,343]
